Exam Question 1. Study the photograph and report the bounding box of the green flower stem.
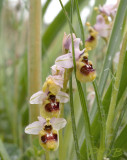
[45,150,50,160]
[28,0,42,141]
[74,0,87,95]
[71,29,95,160]
[59,0,76,34]
[59,68,73,160]
[69,0,94,158]
[75,0,85,44]
[69,76,80,160]
[106,30,127,149]
[93,81,105,160]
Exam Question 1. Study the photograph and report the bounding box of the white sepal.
[56,91,69,103]
[25,121,43,135]
[29,91,47,104]
[38,116,46,125]
[55,53,73,69]
[50,118,67,131]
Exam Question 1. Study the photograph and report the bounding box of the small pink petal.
[63,32,76,50]
[94,15,111,38]
[99,3,117,17]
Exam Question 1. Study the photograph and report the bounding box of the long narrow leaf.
[0,139,10,160]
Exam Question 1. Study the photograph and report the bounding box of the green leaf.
[117,52,127,103]
[0,139,11,160]
[80,81,113,158]
[109,98,127,154]
[114,125,127,150]
[42,0,51,17]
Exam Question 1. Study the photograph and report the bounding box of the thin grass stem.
[69,76,80,160]
[75,0,85,44]
[70,19,95,160]
[59,0,76,35]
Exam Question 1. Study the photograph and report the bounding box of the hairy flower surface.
[25,116,67,151]
[76,53,96,82]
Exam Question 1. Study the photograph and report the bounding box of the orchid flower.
[25,116,67,151]
[99,3,117,17]
[76,53,96,82]
[85,22,98,50]
[30,90,69,118]
[55,33,85,69]
[94,15,111,38]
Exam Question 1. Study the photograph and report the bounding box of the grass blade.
[106,29,127,149]
[109,98,127,156]
[0,139,10,160]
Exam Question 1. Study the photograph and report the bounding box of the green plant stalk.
[71,32,95,160]
[69,1,94,159]
[106,30,127,149]
[45,150,49,160]
[59,0,76,34]
[59,68,72,160]
[75,0,85,44]
[69,76,80,160]
[93,81,105,160]
[13,32,20,145]
[28,0,42,140]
